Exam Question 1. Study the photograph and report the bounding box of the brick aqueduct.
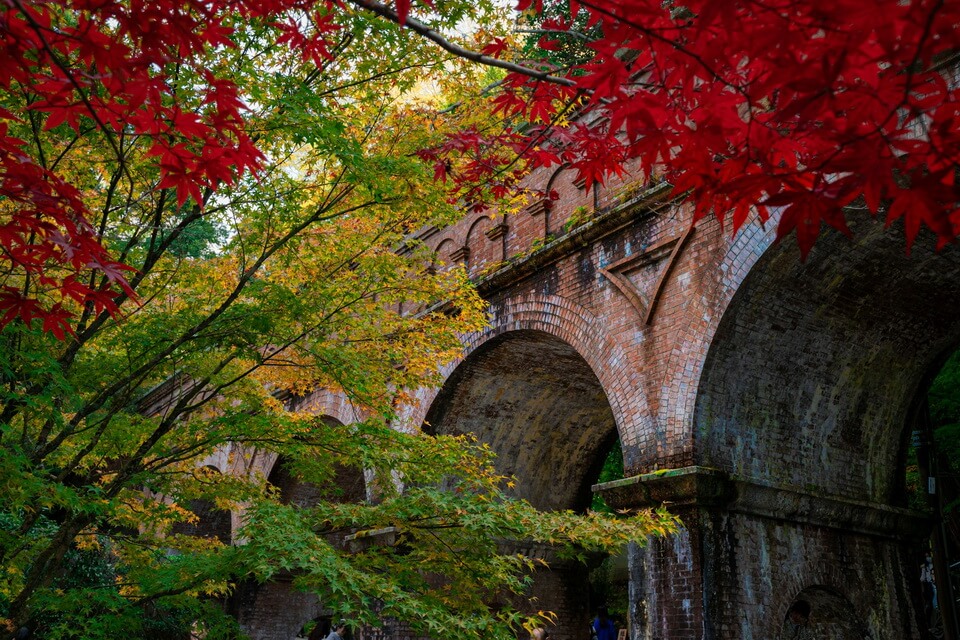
[198,158,960,639]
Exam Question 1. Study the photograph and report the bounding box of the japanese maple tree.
[7,0,959,337]
[2,0,958,634]
[0,1,680,638]
[420,0,960,257]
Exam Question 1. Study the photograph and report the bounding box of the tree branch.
[344,0,576,87]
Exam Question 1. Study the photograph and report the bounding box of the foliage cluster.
[0,1,678,638]
[905,352,960,512]
[423,0,960,258]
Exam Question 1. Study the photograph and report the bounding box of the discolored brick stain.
[577,247,596,286]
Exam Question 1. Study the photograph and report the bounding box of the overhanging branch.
[344,0,577,87]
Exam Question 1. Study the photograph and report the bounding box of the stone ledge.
[595,466,731,509]
[593,466,930,541]
[345,526,398,553]
[484,223,508,240]
[525,199,551,217]
[449,246,470,263]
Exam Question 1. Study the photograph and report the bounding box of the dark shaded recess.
[424,329,618,512]
[695,219,960,504]
[779,586,867,640]
[171,498,231,544]
[267,458,366,508]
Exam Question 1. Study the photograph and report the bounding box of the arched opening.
[588,439,629,629]
[171,466,231,544]
[268,453,366,509]
[236,418,368,640]
[296,615,333,640]
[693,219,960,638]
[778,586,866,640]
[425,330,618,511]
[424,329,620,640]
[904,350,960,637]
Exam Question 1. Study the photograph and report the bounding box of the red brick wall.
[194,151,960,638]
[403,160,960,638]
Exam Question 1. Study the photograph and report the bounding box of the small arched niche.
[266,416,366,508]
[778,586,867,640]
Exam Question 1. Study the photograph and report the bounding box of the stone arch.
[423,328,618,511]
[290,387,368,426]
[685,218,960,639]
[433,238,456,270]
[543,164,583,237]
[693,219,960,500]
[778,586,867,640]
[265,425,367,511]
[413,294,634,640]
[464,213,494,245]
[464,213,496,275]
[233,388,368,487]
[654,214,777,471]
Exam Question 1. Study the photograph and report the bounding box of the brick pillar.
[596,467,930,640]
[499,541,602,640]
[234,574,323,640]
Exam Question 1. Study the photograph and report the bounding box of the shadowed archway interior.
[683,220,960,639]
[236,416,366,640]
[424,329,618,512]
[695,219,960,504]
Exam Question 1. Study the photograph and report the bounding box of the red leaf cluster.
[0,0,344,337]
[6,0,960,339]
[441,0,960,259]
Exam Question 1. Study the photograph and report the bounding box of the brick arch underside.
[685,221,960,640]
[695,220,960,503]
[423,329,618,512]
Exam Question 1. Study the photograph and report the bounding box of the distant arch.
[238,417,368,640]
[171,465,232,544]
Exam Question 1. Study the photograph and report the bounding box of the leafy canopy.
[0,0,677,638]
[424,0,960,258]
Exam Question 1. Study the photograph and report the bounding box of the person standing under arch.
[592,607,615,640]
